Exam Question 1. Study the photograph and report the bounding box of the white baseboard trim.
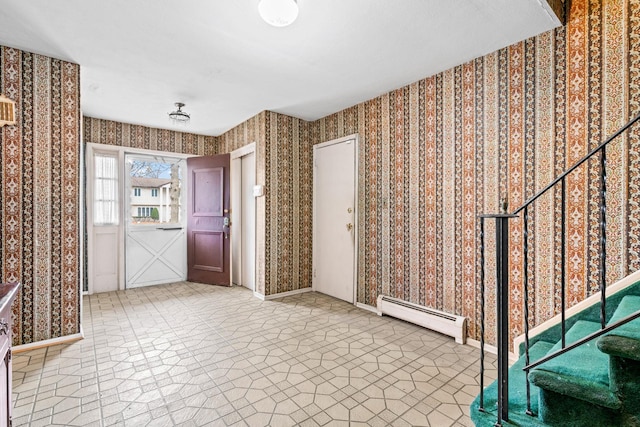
[466,338,517,364]
[261,287,313,300]
[14,329,84,354]
[253,291,266,300]
[355,302,378,314]
[466,337,497,354]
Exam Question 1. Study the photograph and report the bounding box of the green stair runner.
[603,295,640,340]
[528,319,621,425]
[529,320,621,410]
[471,289,640,426]
[470,341,553,426]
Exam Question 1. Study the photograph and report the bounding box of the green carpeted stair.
[471,285,640,427]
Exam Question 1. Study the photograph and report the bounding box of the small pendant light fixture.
[258,0,299,27]
[168,102,190,124]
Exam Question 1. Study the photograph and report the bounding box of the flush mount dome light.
[258,0,298,27]
[168,102,190,124]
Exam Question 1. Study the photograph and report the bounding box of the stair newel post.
[496,213,510,426]
[523,206,533,416]
[479,217,486,412]
[561,177,567,348]
[599,147,607,328]
[479,202,518,427]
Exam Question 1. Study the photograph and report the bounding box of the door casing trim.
[230,143,257,291]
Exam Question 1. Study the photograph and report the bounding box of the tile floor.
[12,282,496,426]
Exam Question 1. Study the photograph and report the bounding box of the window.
[127,155,183,225]
[94,154,118,225]
[137,207,152,217]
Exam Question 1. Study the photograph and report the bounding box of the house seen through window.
[129,158,182,224]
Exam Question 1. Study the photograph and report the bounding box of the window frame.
[93,152,119,226]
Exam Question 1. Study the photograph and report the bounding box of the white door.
[125,154,187,288]
[231,150,256,290]
[313,137,357,303]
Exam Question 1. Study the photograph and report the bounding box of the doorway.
[124,154,187,289]
[86,144,249,294]
[231,144,256,291]
[312,135,358,303]
[86,143,191,294]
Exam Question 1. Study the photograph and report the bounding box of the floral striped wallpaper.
[216,0,640,345]
[83,117,217,155]
[264,113,314,297]
[0,46,81,345]
[217,111,314,297]
[308,0,640,343]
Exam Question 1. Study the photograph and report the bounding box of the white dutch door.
[125,154,187,288]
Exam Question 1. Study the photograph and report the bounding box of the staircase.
[471,279,640,426]
[471,112,640,427]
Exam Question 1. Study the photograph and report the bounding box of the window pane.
[94,154,118,225]
[129,157,182,224]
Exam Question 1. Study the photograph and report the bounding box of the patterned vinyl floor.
[12,282,496,426]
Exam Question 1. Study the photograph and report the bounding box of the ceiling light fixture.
[168,102,190,124]
[258,0,299,27]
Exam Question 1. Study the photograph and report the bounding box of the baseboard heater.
[376,295,467,344]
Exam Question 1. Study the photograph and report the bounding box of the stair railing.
[477,111,640,427]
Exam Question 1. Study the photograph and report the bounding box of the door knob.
[223,216,230,239]
[346,223,353,231]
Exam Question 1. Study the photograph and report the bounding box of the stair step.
[529,320,621,410]
[538,320,609,385]
[598,295,640,362]
[606,295,640,340]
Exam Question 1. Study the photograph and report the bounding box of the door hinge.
[313,269,316,278]
[9,415,12,427]
[7,349,11,362]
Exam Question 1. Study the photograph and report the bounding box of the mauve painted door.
[187,154,231,285]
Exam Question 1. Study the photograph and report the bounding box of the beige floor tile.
[428,408,457,427]
[12,282,494,426]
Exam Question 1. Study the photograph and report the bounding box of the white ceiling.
[0,0,560,136]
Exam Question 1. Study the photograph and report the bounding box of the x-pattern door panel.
[126,228,185,287]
